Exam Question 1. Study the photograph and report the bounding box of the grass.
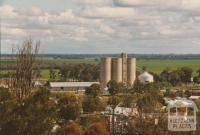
[137,59,200,75]
[0,58,98,65]
[40,69,60,79]
[1,59,200,79]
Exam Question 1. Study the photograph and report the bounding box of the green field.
[137,59,200,74]
[1,58,98,65]
[1,59,200,79]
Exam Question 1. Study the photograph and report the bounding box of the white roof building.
[138,72,154,84]
[49,82,100,91]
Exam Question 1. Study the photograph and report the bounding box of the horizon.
[2,53,200,55]
[1,0,200,54]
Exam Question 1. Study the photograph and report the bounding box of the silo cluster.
[100,53,136,91]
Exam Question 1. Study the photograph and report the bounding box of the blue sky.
[1,0,200,54]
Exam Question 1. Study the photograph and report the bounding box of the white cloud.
[76,0,113,7]
[0,5,18,18]
[80,7,138,18]
[114,0,200,11]
[99,24,115,34]
[2,0,200,53]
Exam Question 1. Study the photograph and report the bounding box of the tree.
[59,64,100,82]
[85,84,101,98]
[160,68,170,82]
[107,80,122,135]
[197,68,200,77]
[0,87,56,135]
[8,39,40,102]
[55,121,84,135]
[84,84,105,113]
[107,96,121,108]
[85,122,110,135]
[107,80,120,96]
[57,93,82,122]
[168,70,181,86]
[142,66,147,72]
[136,83,164,113]
[179,67,193,83]
[49,68,57,81]
[82,96,106,113]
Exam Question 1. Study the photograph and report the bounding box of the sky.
[1,0,200,54]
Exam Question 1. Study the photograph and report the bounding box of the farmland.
[1,58,200,79]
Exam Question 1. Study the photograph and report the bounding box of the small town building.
[138,72,154,84]
[49,82,99,92]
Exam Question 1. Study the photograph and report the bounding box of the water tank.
[100,57,112,90]
[127,58,136,86]
[112,58,122,83]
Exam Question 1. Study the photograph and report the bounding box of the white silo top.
[138,72,154,84]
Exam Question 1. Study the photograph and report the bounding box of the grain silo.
[127,58,136,86]
[100,53,137,91]
[121,53,128,84]
[100,57,112,90]
[112,58,122,83]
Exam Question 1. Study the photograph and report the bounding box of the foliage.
[160,66,193,86]
[107,96,121,108]
[57,93,82,122]
[127,114,167,135]
[85,122,110,135]
[49,68,57,81]
[59,64,99,82]
[0,87,56,135]
[55,121,84,135]
[107,80,123,96]
[8,40,40,102]
[84,84,105,113]
[134,83,165,113]
[82,96,106,113]
[85,84,101,98]
[122,95,137,108]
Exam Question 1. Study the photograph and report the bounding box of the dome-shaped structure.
[138,72,154,84]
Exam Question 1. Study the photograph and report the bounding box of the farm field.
[137,59,200,74]
[1,58,200,79]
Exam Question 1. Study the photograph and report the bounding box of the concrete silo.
[100,57,112,90]
[121,53,128,84]
[112,58,123,83]
[127,58,136,86]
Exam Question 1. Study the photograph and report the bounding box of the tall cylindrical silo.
[100,57,112,90]
[121,53,128,84]
[127,58,136,87]
[112,58,122,83]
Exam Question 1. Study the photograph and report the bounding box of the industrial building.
[100,53,136,90]
[49,82,99,92]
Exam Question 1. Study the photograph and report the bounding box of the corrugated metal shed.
[50,82,100,88]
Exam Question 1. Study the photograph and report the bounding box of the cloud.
[2,0,200,54]
[80,7,138,18]
[76,0,113,7]
[114,0,200,11]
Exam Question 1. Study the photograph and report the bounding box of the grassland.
[1,58,200,79]
[137,59,200,75]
